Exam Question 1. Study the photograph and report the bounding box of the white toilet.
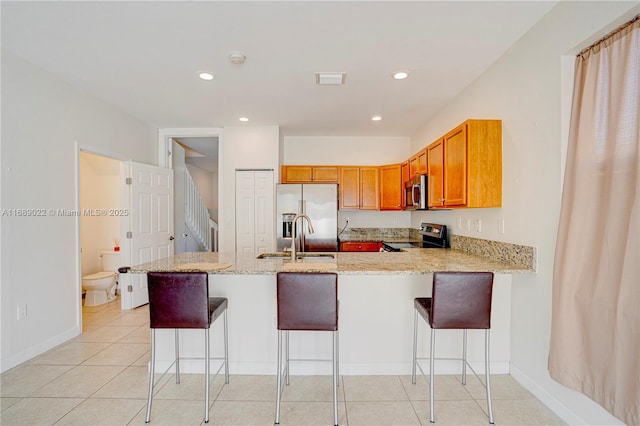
[82,250,121,306]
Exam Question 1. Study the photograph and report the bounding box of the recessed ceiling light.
[393,71,409,80]
[198,72,214,81]
[371,115,383,121]
[239,117,249,122]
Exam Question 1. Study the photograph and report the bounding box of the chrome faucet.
[290,214,315,261]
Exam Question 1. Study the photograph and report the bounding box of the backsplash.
[339,227,537,270]
[339,227,418,241]
[450,235,537,271]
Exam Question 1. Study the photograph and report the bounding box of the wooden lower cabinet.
[339,167,379,210]
[340,241,381,252]
[426,119,502,208]
[380,163,402,210]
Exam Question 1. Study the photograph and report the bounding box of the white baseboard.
[510,364,587,425]
[1,326,81,373]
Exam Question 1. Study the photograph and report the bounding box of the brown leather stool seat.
[412,272,494,424]
[275,272,339,426]
[145,272,229,423]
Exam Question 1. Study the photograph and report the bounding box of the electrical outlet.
[457,218,463,229]
[475,219,482,233]
[499,219,505,234]
[16,304,27,320]
[466,219,471,231]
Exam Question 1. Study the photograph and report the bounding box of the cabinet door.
[417,149,427,175]
[427,140,444,208]
[282,166,312,183]
[380,164,402,210]
[340,241,381,252]
[409,154,419,177]
[339,167,360,210]
[443,124,467,207]
[360,167,380,210]
[312,166,339,183]
[401,161,410,208]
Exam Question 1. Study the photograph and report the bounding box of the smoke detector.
[315,72,346,85]
[228,52,246,64]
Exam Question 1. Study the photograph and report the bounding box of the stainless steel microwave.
[405,175,428,210]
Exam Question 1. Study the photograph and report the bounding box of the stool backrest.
[147,271,211,329]
[277,272,338,331]
[430,272,494,329]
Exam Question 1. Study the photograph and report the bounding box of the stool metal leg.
[145,329,156,423]
[429,328,435,424]
[224,310,230,383]
[204,328,210,423]
[285,330,290,385]
[485,330,494,424]
[336,330,340,386]
[462,329,468,385]
[411,309,418,384]
[175,329,181,384]
[333,330,339,426]
[275,330,283,425]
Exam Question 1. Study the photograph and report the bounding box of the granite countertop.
[129,248,535,275]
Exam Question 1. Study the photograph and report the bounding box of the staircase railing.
[184,168,212,251]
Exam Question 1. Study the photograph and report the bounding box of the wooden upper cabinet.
[409,149,427,177]
[401,161,410,184]
[443,125,467,206]
[401,161,410,209]
[360,167,380,210]
[339,166,379,210]
[339,167,360,210]
[426,140,444,208]
[380,164,402,210]
[311,166,339,182]
[426,119,502,208]
[281,166,339,183]
[417,150,427,175]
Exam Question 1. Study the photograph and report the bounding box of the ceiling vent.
[315,72,346,85]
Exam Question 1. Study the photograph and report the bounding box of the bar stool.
[411,271,494,424]
[275,271,339,426]
[145,271,229,423]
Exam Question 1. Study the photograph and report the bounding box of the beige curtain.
[550,17,639,425]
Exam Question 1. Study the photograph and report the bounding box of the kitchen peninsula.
[129,247,534,376]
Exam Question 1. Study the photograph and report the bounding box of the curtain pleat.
[549,18,639,425]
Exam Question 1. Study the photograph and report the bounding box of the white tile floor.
[1,297,565,425]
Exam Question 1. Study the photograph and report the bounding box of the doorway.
[78,151,125,322]
[169,136,220,253]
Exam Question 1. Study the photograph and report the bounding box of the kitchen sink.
[256,252,335,259]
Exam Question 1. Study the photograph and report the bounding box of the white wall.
[219,126,280,252]
[283,136,410,165]
[409,2,639,424]
[284,136,412,228]
[186,163,215,210]
[0,51,157,372]
[79,152,122,276]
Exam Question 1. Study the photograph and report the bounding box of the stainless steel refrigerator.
[276,184,338,252]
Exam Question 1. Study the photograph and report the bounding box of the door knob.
[169,236,175,241]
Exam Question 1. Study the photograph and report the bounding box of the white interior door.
[123,161,174,309]
[235,171,256,253]
[253,171,274,254]
[235,170,274,254]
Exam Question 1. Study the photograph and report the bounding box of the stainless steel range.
[381,223,448,252]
